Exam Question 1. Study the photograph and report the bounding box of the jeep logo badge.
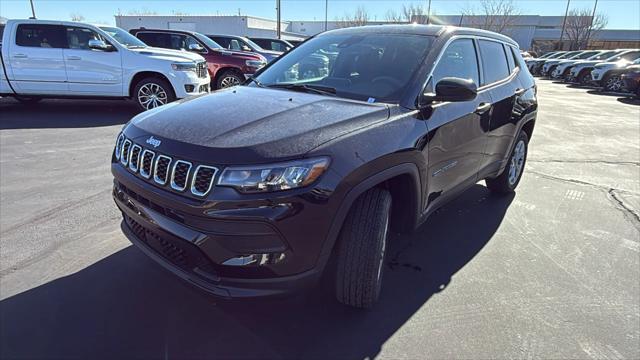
[146,136,161,148]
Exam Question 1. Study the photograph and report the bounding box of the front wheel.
[603,74,624,92]
[133,77,175,111]
[335,188,392,309]
[578,70,592,85]
[486,131,529,194]
[215,70,243,89]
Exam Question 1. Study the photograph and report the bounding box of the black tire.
[15,96,42,104]
[335,188,392,309]
[486,131,529,194]
[603,73,623,92]
[215,70,243,89]
[578,70,592,85]
[133,77,175,112]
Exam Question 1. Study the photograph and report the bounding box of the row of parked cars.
[0,19,301,110]
[525,48,640,97]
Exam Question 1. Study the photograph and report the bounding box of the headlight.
[246,59,266,68]
[218,157,330,193]
[171,62,197,72]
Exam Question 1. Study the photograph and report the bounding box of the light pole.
[29,0,36,19]
[585,0,599,49]
[324,0,328,32]
[558,0,571,50]
[276,0,281,39]
[426,0,432,24]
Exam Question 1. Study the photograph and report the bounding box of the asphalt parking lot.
[0,80,639,359]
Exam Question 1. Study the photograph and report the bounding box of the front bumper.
[168,70,211,98]
[591,69,605,85]
[113,180,323,298]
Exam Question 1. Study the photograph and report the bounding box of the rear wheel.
[486,131,529,194]
[335,188,392,309]
[133,77,175,111]
[215,70,243,89]
[578,70,592,85]
[603,74,624,92]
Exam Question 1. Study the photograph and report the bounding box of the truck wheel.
[486,131,529,194]
[15,96,42,104]
[216,70,243,89]
[335,188,392,309]
[134,77,175,111]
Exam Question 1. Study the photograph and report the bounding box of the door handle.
[66,56,82,60]
[13,54,27,58]
[475,102,492,114]
[515,88,526,96]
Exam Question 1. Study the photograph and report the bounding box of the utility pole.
[324,0,328,32]
[276,0,281,39]
[558,0,571,50]
[426,0,432,24]
[585,0,599,49]
[29,0,36,19]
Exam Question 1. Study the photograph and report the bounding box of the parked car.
[207,34,281,62]
[111,25,537,308]
[527,51,565,75]
[540,50,582,77]
[248,37,293,52]
[569,49,629,85]
[549,50,602,79]
[621,61,640,98]
[130,28,267,89]
[0,19,210,110]
[591,50,640,91]
[287,39,303,47]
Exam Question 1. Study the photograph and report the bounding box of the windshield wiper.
[246,75,264,87]
[265,83,337,96]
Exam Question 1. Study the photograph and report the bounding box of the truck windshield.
[253,33,434,103]
[193,33,223,50]
[99,26,147,48]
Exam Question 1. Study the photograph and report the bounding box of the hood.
[574,60,601,67]
[212,48,266,61]
[594,60,631,69]
[126,86,389,163]
[130,47,204,62]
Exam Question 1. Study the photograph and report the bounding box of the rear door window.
[505,45,517,73]
[16,24,66,48]
[432,38,480,86]
[478,39,510,85]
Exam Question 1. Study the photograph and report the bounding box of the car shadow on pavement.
[0,98,138,129]
[0,185,514,359]
[617,97,640,105]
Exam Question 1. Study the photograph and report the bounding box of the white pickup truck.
[0,19,211,110]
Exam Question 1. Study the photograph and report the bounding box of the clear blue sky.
[1,0,639,29]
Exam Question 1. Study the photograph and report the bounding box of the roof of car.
[319,24,518,47]
[131,28,199,36]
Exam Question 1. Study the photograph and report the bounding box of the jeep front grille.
[115,135,218,197]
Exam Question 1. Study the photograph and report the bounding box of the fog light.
[222,253,285,266]
[184,84,195,93]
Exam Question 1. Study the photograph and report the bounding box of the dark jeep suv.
[112,25,537,308]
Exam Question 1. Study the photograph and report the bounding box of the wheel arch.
[128,71,175,98]
[315,163,422,272]
[213,66,244,88]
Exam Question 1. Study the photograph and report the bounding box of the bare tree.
[128,8,158,16]
[336,6,370,28]
[461,0,521,35]
[564,8,608,50]
[385,3,428,24]
[70,13,85,22]
[385,9,403,23]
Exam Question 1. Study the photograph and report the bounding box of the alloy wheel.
[508,140,526,186]
[605,75,624,92]
[220,75,241,88]
[138,83,168,110]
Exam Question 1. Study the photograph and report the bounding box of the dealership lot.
[0,80,639,358]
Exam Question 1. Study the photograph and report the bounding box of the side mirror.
[188,43,205,52]
[88,39,111,51]
[422,77,478,105]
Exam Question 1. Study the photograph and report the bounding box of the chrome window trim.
[114,133,124,160]
[128,144,142,172]
[120,139,132,166]
[190,165,219,197]
[170,160,193,192]
[153,155,172,185]
[139,149,156,179]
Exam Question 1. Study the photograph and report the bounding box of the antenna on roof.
[29,0,37,19]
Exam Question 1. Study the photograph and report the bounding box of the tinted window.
[620,51,640,61]
[432,39,479,86]
[66,26,108,50]
[16,24,66,48]
[137,32,192,51]
[505,45,516,72]
[478,39,510,84]
[209,36,230,48]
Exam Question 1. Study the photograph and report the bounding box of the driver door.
[423,38,492,211]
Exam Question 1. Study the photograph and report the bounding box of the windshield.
[574,51,599,59]
[194,33,223,49]
[99,26,147,48]
[253,33,434,103]
[589,51,617,60]
[560,51,581,59]
[243,37,264,51]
